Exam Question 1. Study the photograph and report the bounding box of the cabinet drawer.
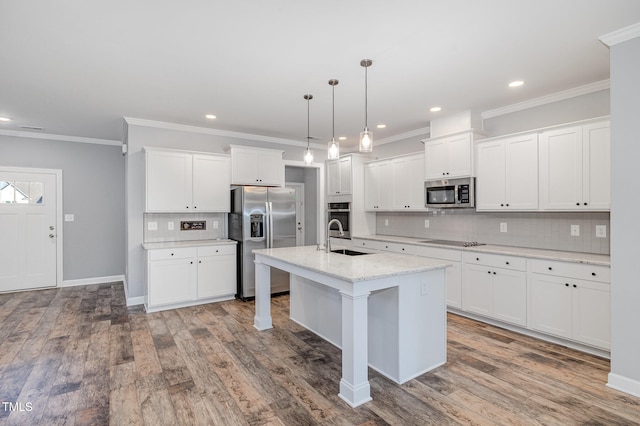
[377,241,413,254]
[464,251,526,271]
[198,244,236,257]
[148,247,197,261]
[352,239,384,251]
[530,259,610,283]
[414,246,462,262]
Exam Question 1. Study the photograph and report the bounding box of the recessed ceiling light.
[430,107,442,112]
[0,116,11,122]
[376,124,386,129]
[205,114,216,119]
[338,136,347,141]
[508,80,524,88]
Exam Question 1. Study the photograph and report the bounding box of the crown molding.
[599,23,640,47]
[124,117,321,149]
[375,126,431,145]
[481,80,610,120]
[0,128,120,146]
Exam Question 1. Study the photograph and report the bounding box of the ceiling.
[1,1,639,149]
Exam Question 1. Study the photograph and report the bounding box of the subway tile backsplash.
[376,210,610,255]
[144,213,226,243]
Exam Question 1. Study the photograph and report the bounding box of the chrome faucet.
[326,219,344,253]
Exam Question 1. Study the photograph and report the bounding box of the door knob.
[297,227,302,230]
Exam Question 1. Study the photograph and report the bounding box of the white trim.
[599,23,640,47]
[375,126,431,145]
[127,295,145,306]
[0,129,120,146]
[125,117,325,149]
[481,80,611,119]
[607,372,640,398]
[62,274,125,287]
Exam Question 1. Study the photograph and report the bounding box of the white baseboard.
[127,296,145,306]
[62,275,125,287]
[607,372,640,398]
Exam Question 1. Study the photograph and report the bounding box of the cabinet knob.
[500,204,504,207]
[171,253,174,256]
[591,272,596,276]
[487,271,491,274]
[573,284,577,288]
[194,206,197,209]
[186,206,189,209]
[576,202,580,206]
[548,267,552,270]
[402,248,405,251]
[506,204,509,207]
[493,271,496,275]
[584,202,588,206]
[199,260,202,264]
[476,257,479,261]
[506,261,510,265]
[565,283,569,287]
[190,261,193,264]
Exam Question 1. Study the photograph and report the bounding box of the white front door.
[0,169,60,292]
[286,183,305,246]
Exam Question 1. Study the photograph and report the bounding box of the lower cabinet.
[145,243,237,312]
[463,252,527,327]
[530,260,610,350]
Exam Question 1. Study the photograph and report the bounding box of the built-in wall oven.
[425,177,475,208]
[327,202,351,239]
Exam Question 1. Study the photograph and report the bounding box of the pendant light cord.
[332,84,335,138]
[364,65,368,128]
[307,95,310,148]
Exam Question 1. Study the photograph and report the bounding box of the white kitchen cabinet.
[476,133,539,211]
[413,245,463,309]
[539,120,610,211]
[327,156,353,196]
[364,160,392,210]
[463,252,527,327]
[229,145,284,186]
[424,131,475,180]
[145,243,237,312]
[391,153,426,210]
[145,148,231,213]
[530,259,610,349]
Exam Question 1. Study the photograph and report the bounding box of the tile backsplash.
[376,210,610,255]
[144,213,226,243]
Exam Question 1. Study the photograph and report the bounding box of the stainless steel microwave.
[425,177,475,208]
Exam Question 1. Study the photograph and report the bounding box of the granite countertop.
[252,245,450,283]
[142,239,237,250]
[352,235,611,267]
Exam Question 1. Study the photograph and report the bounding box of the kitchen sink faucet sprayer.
[326,219,344,253]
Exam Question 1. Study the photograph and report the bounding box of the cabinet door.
[425,139,447,179]
[258,150,284,186]
[197,254,236,299]
[391,157,412,209]
[582,121,610,211]
[231,149,261,185]
[476,140,506,210]
[192,154,230,212]
[148,257,197,306]
[539,126,583,210]
[446,262,463,309]
[146,150,193,212]
[338,157,352,194]
[492,268,527,326]
[445,133,472,178]
[405,154,426,210]
[365,161,391,210]
[326,160,340,195]
[463,264,493,316]
[505,134,538,210]
[572,280,610,349]
[530,274,572,339]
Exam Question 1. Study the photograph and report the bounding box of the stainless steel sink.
[331,249,372,256]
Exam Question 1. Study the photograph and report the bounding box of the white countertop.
[352,235,610,266]
[142,239,237,250]
[252,245,450,283]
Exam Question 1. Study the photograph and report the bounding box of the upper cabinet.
[228,145,284,187]
[539,120,610,211]
[476,133,539,211]
[424,131,477,180]
[364,153,426,212]
[145,148,230,213]
[327,156,353,196]
[364,160,391,210]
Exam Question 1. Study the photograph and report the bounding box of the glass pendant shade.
[359,128,373,153]
[304,147,314,165]
[328,138,339,159]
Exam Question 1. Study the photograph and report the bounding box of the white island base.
[252,246,448,408]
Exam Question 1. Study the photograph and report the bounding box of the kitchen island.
[252,245,450,407]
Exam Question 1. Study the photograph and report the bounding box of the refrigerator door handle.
[268,201,274,248]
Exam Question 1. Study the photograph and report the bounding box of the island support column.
[338,290,372,407]
[253,259,273,330]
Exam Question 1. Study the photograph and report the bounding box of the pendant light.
[303,94,314,165]
[327,79,340,160]
[359,59,373,153]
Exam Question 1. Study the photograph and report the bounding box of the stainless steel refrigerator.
[229,186,297,300]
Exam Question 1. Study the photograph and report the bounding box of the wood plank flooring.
[0,282,638,425]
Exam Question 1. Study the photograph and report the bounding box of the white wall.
[607,31,640,397]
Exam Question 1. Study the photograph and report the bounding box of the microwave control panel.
[459,185,470,204]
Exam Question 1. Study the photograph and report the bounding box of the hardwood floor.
[0,282,638,425]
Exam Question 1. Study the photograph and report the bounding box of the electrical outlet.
[64,214,75,222]
[596,225,607,238]
[148,221,157,231]
[213,220,219,229]
[424,219,430,228]
[384,219,389,226]
[571,224,580,236]
[167,222,174,230]
[500,222,508,233]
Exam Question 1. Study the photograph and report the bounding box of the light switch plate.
[64,214,75,222]
[213,220,219,229]
[596,225,607,238]
[148,221,158,231]
[500,222,507,233]
[424,219,430,228]
[384,219,389,226]
[571,224,580,236]
[167,222,174,231]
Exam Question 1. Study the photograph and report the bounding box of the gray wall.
[125,122,316,299]
[0,135,125,280]
[608,34,640,394]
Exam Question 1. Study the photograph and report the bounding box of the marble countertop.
[142,239,237,250]
[352,235,611,266]
[252,245,450,283]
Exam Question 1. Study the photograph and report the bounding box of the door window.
[0,180,44,204]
